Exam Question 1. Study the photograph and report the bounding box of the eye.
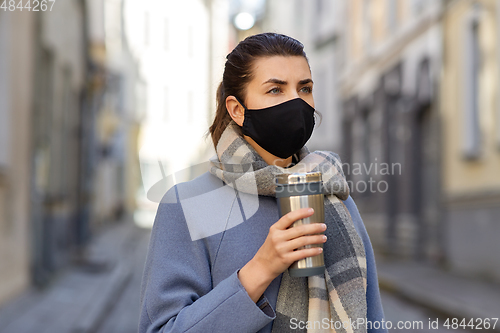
[267,87,282,94]
[300,86,312,94]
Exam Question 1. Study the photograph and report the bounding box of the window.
[387,0,398,33]
[144,12,149,46]
[187,91,193,123]
[497,6,500,149]
[163,87,169,122]
[136,81,147,120]
[411,0,425,17]
[294,0,303,31]
[462,10,482,159]
[362,0,372,53]
[187,26,193,57]
[164,18,169,51]
[0,12,10,169]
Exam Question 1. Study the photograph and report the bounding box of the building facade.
[261,0,444,260]
[263,0,500,283]
[0,0,141,307]
[125,0,230,228]
[440,0,500,282]
[0,6,38,308]
[339,0,444,262]
[0,0,91,304]
[341,0,500,283]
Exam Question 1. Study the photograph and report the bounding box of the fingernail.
[322,223,327,230]
[318,247,323,253]
[308,208,314,214]
[322,235,327,241]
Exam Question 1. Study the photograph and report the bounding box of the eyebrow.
[262,78,313,85]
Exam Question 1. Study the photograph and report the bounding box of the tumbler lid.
[275,171,322,185]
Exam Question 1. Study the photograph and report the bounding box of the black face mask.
[236,97,315,159]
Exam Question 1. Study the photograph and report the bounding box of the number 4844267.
[1,0,56,11]
[443,317,498,330]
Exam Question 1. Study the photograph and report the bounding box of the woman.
[139,33,387,333]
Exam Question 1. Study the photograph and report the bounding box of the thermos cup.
[275,171,325,277]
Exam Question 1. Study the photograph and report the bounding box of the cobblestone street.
[95,225,150,333]
[0,219,150,333]
[1,218,499,332]
[381,290,474,332]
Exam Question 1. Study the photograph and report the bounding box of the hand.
[238,207,327,302]
[254,207,327,279]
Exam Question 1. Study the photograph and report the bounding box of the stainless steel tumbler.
[275,171,325,277]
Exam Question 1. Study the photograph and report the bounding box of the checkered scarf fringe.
[209,122,367,333]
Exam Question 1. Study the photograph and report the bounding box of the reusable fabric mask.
[236,97,315,159]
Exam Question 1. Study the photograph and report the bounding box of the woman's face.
[226,55,314,127]
[225,55,314,166]
[244,55,314,110]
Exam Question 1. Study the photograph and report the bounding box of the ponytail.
[209,82,234,149]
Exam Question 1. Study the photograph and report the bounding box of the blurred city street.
[0,219,498,332]
[379,291,474,333]
[378,261,500,332]
[0,217,150,333]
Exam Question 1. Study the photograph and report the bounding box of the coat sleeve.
[138,186,276,333]
[344,196,388,333]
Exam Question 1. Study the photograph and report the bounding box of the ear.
[226,96,244,127]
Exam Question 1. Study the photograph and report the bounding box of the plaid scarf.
[209,122,367,333]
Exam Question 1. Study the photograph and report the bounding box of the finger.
[282,234,327,253]
[274,208,314,230]
[282,222,326,241]
[286,247,323,263]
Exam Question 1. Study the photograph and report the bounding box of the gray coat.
[139,172,387,333]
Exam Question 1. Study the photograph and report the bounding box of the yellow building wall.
[371,0,387,44]
[0,11,35,307]
[441,0,500,196]
[349,0,365,61]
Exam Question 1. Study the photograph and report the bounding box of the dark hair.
[208,32,309,149]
